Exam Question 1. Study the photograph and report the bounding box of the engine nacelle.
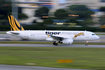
[62,39,73,44]
[46,37,54,41]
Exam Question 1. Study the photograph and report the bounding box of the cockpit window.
[92,34,95,35]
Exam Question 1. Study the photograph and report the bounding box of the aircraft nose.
[96,35,100,39]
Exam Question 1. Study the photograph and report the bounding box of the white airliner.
[6,15,99,46]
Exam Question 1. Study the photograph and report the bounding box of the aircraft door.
[23,33,30,40]
[85,34,90,40]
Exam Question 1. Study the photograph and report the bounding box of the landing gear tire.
[53,42,58,46]
[58,41,63,44]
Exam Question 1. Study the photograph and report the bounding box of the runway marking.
[57,59,74,63]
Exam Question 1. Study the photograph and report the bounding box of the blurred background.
[0,1,105,70]
[0,0,105,31]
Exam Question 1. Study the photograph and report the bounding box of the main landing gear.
[53,41,58,46]
[85,41,88,46]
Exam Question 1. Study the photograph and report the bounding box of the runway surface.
[0,44,105,48]
[0,64,90,70]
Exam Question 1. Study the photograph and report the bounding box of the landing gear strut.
[85,41,88,46]
[53,41,58,46]
[58,41,63,44]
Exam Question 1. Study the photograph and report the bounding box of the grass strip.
[0,47,105,69]
[0,32,6,34]
[96,34,105,35]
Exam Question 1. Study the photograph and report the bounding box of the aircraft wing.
[47,32,84,41]
[49,35,72,40]
[47,35,73,42]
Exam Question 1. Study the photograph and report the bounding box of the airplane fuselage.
[7,30,99,41]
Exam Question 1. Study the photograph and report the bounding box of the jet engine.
[46,37,54,41]
[62,39,73,44]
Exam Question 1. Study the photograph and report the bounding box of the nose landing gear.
[85,41,88,46]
